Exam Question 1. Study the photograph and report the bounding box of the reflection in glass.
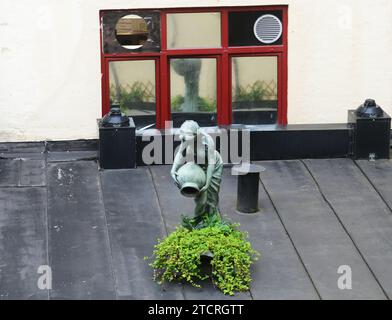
[170,58,217,126]
[102,10,161,54]
[232,56,278,124]
[109,60,156,127]
[167,13,221,49]
[115,15,149,49]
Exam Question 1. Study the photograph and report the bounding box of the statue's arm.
[171,142,186,186]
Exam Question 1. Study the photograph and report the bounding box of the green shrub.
[197,97,216,112]
[235,81,266,102]
[180,213,232,231]
[171,95,185,112]
[170,95,216,113]
[148,215,259,296]
[110,82,152,110]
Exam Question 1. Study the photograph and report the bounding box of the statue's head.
[179,120,200,142]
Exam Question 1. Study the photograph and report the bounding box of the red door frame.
[100,5,288,128]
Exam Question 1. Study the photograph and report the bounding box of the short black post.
[232,163,265,214]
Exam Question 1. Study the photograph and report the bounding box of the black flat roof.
[0,142,391,299]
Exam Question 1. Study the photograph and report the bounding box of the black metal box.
[98,118,136,169]
[348,110,391,160]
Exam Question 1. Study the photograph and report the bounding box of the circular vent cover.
[253,14,282,44]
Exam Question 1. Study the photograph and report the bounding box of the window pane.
[102,11,161,54]
[170,58,217,127]
[109,60,156,128]
[232,56,278,124]
[167,13,221,49]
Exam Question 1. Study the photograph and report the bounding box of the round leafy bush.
[148,216,259,296]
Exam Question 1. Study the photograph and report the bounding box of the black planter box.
[348,110,391,160]
[98,118,136,169]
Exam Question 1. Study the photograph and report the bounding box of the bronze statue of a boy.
[171,121,223,218]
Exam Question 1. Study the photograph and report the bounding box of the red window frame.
[100,5,288,128]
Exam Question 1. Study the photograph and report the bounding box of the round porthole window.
[253,14,282,44]
[115,14,148,50]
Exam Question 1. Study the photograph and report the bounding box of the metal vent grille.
[253,14,282,44]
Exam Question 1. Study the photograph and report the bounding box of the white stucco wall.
[0,0,391,141]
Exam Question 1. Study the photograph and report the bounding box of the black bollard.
[99,105,136,169]
[232,163,265,214]
[348,99,391,160]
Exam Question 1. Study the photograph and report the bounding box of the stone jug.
[176,162,206,198]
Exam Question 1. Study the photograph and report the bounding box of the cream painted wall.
[0,0,391,141]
